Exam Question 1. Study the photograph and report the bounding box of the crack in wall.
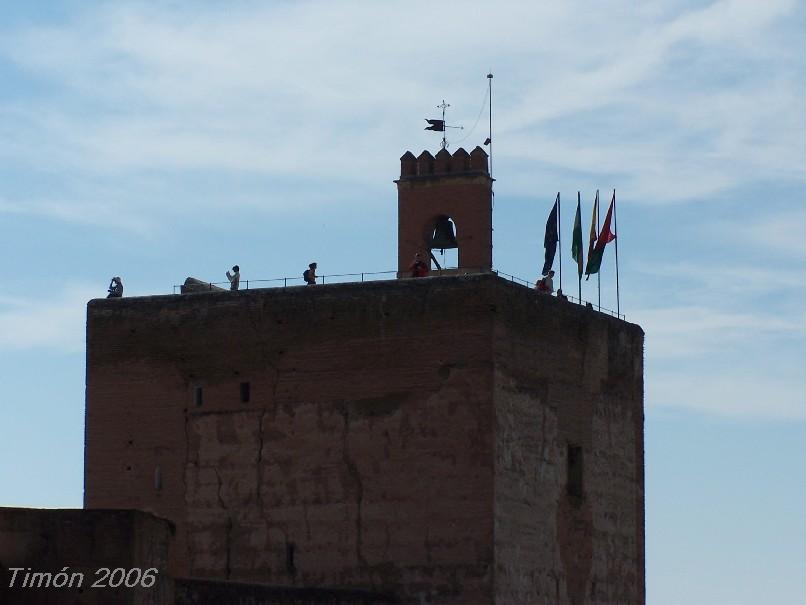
[183,410,192,573]
[340,406,366,568]
[214,467,232,580]
[256,364,284,582]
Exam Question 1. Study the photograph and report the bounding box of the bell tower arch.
[395,146,493,276]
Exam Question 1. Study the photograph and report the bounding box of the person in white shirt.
[543,270,554,294]
[226,265,240,291]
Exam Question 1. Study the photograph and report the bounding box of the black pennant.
[424,119,445,132]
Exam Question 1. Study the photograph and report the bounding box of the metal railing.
[173,270,399,294]
[492,269,625,320]
[173,267,625,320]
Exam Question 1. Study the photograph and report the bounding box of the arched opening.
[429,215,458,270]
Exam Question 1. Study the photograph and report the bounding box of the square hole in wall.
[240,382,251,403]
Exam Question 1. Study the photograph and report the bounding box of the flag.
[584,190,599,280]
[541,193,559,276]
[571,194,583,279]
[424,119,445,131]
[585,192,616,277]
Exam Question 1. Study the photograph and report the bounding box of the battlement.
[399,146,489,178]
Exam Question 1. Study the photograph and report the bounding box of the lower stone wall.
[0,508,174,605]
[175,578,397,604]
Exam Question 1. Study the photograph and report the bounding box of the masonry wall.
[85,278,497,605]
[0,508,173,605]
[85,275,644,605]
[491,284,645,605]
[396,147,493,274]
[174,578,397,604]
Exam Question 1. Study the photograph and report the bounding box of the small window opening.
[195,386,203,407]
[240,382,251,403]
[567,444,584,498]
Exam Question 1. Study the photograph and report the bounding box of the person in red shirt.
[409,253,430,278]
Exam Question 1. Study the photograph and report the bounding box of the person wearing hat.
[226,265,240,291]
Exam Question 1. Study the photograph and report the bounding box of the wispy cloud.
[731,208,806,260]
[0,195,154,235]
[635,304,805,359]
[0,0,803,227]
[0,285,96,353]
[649,364,806,420]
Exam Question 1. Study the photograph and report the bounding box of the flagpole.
[557,192,562,293]
[487,73,493,179]
[487,73,494,261]
[596,189,601,311]
[614,189,620,317]
[577,191,582,303]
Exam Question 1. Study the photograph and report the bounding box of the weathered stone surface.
[85,274,644,604]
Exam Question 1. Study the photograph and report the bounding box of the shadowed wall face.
[85,275,644,605]
[0,508,173,605]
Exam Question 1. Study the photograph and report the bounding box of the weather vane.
[425,100,463,150]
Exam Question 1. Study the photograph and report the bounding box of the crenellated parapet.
[399,146,489,178]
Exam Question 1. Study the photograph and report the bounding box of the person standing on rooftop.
[303,262,318,285]
[226,265,240,290]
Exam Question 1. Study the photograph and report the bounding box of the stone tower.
[83,149,645,605]
[396,146,493,274]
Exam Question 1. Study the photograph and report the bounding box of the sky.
[0,1,804,602]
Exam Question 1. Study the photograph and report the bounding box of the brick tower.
[83,149,645,605]
[396,146,493,275]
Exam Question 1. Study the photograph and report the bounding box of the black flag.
[541,194,559,276]
[424,119,445,131]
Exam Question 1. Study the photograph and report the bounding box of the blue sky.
[1,1,804,602]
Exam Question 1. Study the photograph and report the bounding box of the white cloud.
[632,260,806,301]
[0,286,96,353]
[733,208,806,260]
[0,195,155,235]
[0,0,802,220]
[648,363,806,420]
[634,304,804,360]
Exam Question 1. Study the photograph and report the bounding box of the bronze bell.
[429,216,458,250]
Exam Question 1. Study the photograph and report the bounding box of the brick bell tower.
[395,146,493,275]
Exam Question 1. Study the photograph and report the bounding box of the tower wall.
[85,275,644,605]
[491,287,644,605]
[86,278,497,604]
[396,147,493,275]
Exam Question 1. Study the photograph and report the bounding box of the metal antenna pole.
[487,73,493,178]
[487,73,494,263]
[614,189,620,317]
[438,100,450,149]
[558,192,562,293]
